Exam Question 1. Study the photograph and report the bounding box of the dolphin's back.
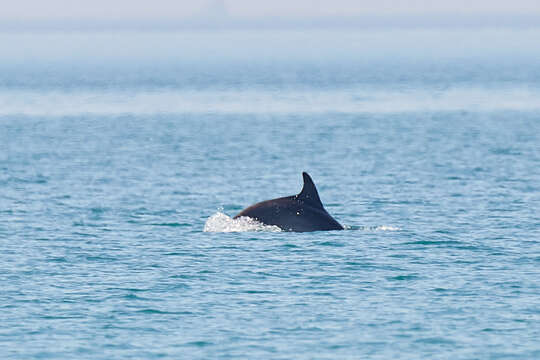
[234,173,343,232]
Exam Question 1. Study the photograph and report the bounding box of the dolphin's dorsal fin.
[297,172,323,207]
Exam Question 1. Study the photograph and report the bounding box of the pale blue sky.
[2,0,540,20]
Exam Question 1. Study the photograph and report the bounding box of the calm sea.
[1,28,539,359]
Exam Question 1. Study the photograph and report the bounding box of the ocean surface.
[1,28,540,359]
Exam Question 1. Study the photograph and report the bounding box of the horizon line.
[2,12,540,32]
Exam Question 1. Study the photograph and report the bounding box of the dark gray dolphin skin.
[234,172,344,232]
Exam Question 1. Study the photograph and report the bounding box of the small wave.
[203,212,282,233]
[150,222,190,227]
[345,225,402,231]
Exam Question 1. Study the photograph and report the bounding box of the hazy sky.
[3,0,540,20]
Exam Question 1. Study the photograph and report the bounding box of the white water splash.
[203,212,282,233]
[204,214,401,233]
[374,225,402,231]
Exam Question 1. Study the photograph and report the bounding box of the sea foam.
[203,212,282,233]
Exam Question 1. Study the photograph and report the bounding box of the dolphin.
[234,172,344,232]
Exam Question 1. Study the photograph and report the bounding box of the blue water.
[1,29,540,359]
